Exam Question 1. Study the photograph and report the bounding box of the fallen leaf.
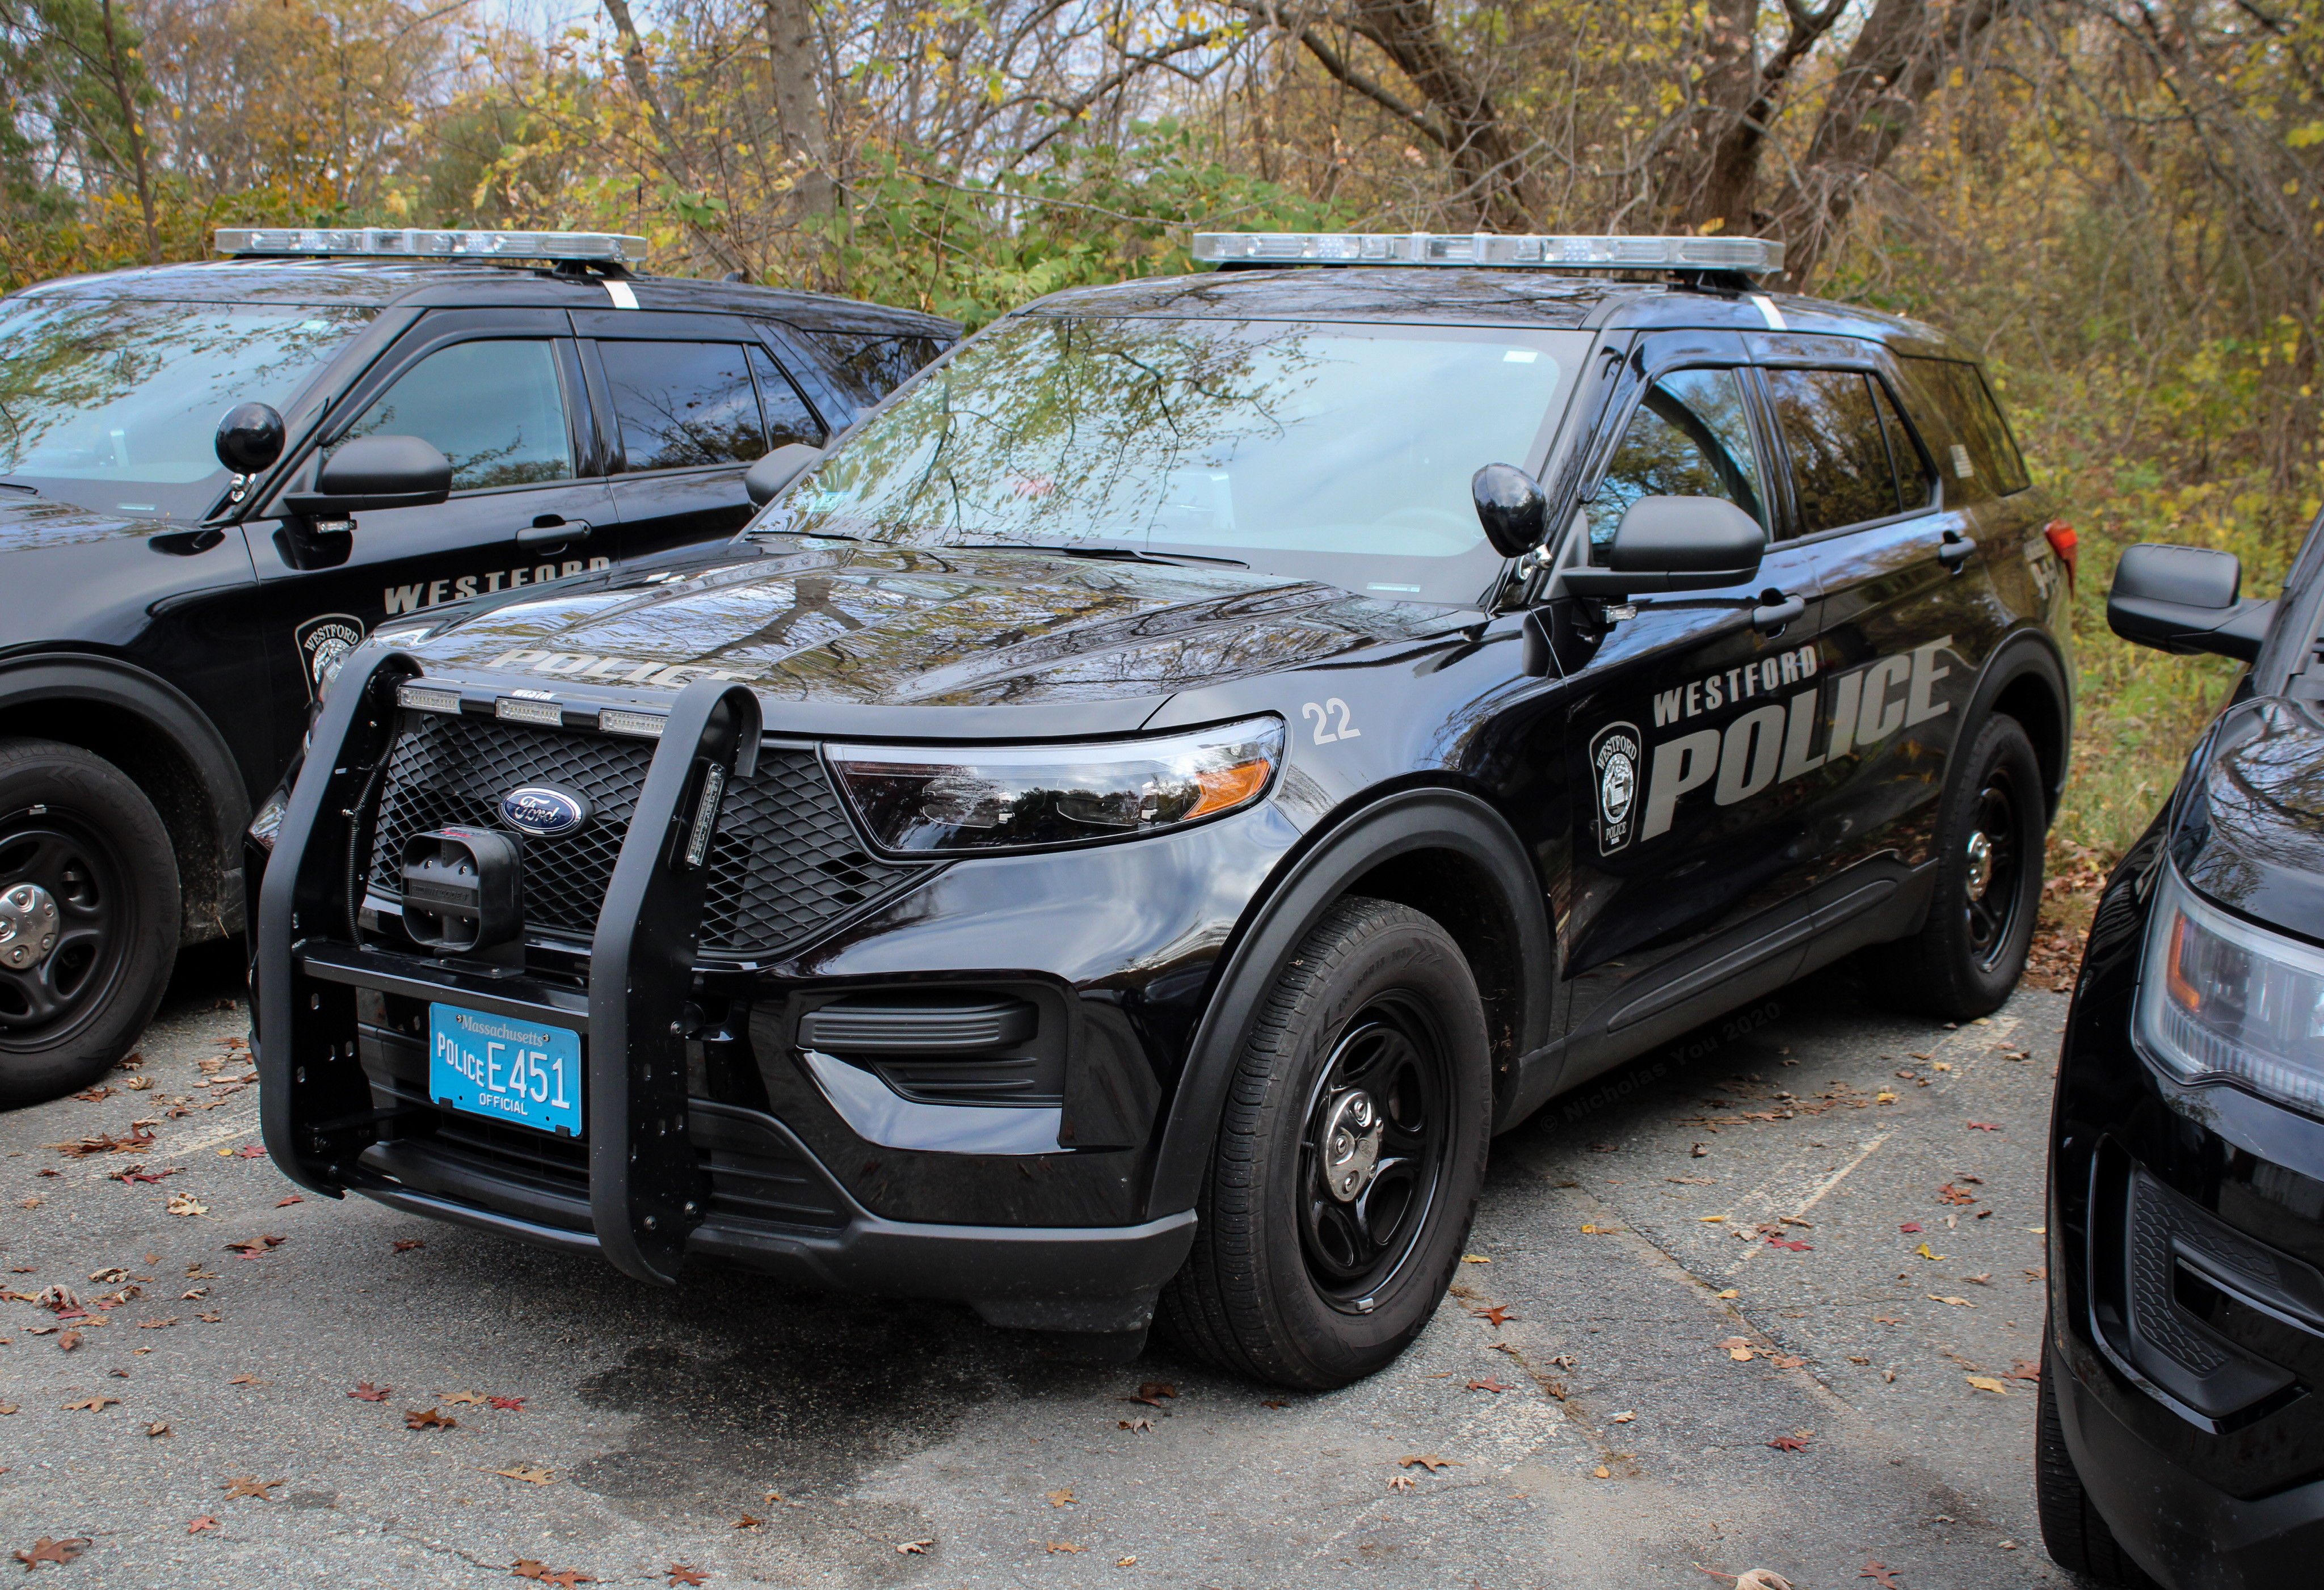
[228,1373,266,1386]
[62,1395,118,1411]
[1967,1121,2001,1132]
[1860,1563,1904,1589]
[125,1077,154,1091]
[275,1196,303,1208]
[1718,1337,1756,1361]
[1117,1416,1153,1432]
[111,1166,176,1184]
[667,1567,710,1585]
[221,1477,284,1499]
[1765,1235,1812,1251]
[490,1396,526,1411]
[1461,1254,1492,1264]
[1045,1542,1085,1554]
[1397,1454,1457,1471]
[393,1238,426,1252]
[1963,1271,1993,1286]
[1875,1090,1897,1104]
[166,1194,208,1217]
[1117,1557,1137,1567]
[145,1422,170,1437]
[1733,1573,1796,1590]
[894,1542,932,1557]
[1611,1409,1636,1423]
[231,1144,266,1159]
[12,1537,87,1568]
[1770,1353,1807,1369]
[186,1516,220,1534]
[349,1382,390,1401]
[1691,1142,1709,1157]
[1258,1398,1286,1408]
[1966,1375,2010,1395]
[1767,1435,1809,1452]
[1043,1488,1075,1507]
[1928,1294,1976,1308]
[1698,1215,1727,1223]
[75,1086,113,1102]
[441,1390,487,1405]
[730,1516,761,1532]
[1899,1222,1922,1233]
[1592,1465,1611,1479]
[1388,1474,1416,1491]
[2009,1360,2043,1382]
[405,1408,457,1429]
[1466,1377,1512,1393]
[56,1331,79,1353]
[490,1465,554,1485]
[1715,1287,1738,1299]
[1915,1243,1944,1261]
[1469,1303,1514,1326]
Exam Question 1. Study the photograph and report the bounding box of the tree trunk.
[761,0,832,220]
[1343,0,1538,231]
[96,0,158,265]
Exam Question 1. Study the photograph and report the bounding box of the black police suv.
[0,227,953,1106]
[251,231,2074,1388]
[2041,529,2324,1587]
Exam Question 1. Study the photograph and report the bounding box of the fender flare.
[1959,624,2073,818]
[1144,786,1555,1217]
[0,653,253,929]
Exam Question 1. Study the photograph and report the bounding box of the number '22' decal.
[1301,699,1361,744]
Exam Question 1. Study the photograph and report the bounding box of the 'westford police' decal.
[484,648,769,690]
[1603,636,1955,853]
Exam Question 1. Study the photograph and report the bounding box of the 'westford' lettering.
[383,556,613,615]
[1637,636,1952,841]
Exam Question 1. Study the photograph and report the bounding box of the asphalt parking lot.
[2,945,2072,1589]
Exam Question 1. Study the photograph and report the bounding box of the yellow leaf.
[1965,1376,2009,1395]
[1916,1243,1944,1260]
[1461,1255,1492,1264]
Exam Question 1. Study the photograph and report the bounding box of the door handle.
[1938,529,1976,570]
[1750,592,1807,636]
[516,517,592,549]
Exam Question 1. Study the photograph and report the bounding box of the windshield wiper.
[952,542,1248,570]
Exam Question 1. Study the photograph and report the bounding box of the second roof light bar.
[1192,231,1784,275]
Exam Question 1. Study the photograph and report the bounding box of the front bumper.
[255,652,1208,1332]
[2049,830,2324,1585]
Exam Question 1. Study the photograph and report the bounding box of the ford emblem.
[500,785,590,838]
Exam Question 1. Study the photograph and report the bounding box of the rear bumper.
[2053,1343,2324,1588]
[350,1171,1195,1334]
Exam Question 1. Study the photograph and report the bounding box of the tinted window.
[748,345,825,450]
[1902,357,2030,495]
[341,339,571,492]
[1589,368,1763,549]
[806,330,947,408]
[1765,368,1900,535]
[600,341,765,471]
[1869,377,1936,510]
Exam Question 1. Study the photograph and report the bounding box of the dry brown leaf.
[1965,1375,2010,1395]
[489,1465,554,1485]
[1043,1488,1075,1507]
[220,1477,283,1499]
[404,1408,456,1430]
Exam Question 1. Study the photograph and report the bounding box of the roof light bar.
[214,227,649,265]
[1192,231,1783,275]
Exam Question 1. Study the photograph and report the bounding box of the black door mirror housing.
[2107,542,2275,663]
[215,402,287,474]
[283,436,453,518]
[745,442,825,507]
[1564,495,1766,596]
[1471,463,1548,559]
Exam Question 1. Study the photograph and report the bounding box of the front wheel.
[1862,712,2047,1019]
[0,739,179,1108]
[1160,897,1491,1389]
[2036,1339,2162,1586]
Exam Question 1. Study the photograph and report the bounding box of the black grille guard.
[259,648,763,1288]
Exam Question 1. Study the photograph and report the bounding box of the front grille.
[365,712,929,955]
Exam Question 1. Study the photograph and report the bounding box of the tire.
[1160,897,1491,1390]
[1862,712,2047,1019]
[2037,1342,2163,1587]
[0,739,180,1108]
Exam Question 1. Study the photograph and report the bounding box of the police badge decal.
[1590,722,1641,854]
[294,614,366,701]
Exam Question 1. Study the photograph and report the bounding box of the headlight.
[830,716,1283,854]
[2137,864,2324,1114]
[247,786,290,854]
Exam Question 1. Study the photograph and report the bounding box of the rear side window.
[1902,357,2031,495]
[1764,368,1907,535]
[806,330,948,408]
[338,339,572,492]
[1868,378,1937,511]
[1589,368,1765,549]
[599,341,766,471]
[747,345,826,451]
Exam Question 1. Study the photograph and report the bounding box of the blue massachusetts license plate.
[428,1003,583,1136]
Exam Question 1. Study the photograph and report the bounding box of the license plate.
[428,1003,583,1136]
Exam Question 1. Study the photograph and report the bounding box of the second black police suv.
[0,227,952,1107]
[252,231,2073,1389]
[2040,526,2324,1587]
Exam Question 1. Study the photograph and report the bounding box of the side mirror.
[746,442,824,507]
[2107,543,2275,663]
[216,402,285,474]
[1471,463,1547,558]
[284,436,452,518]
[1564,495,1765,596]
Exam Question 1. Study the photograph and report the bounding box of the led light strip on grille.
[599,708,667,739]
[1191,231,1784,273]
[395,684,461,714]
[495,697,563,727]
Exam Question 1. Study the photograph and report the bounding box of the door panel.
[1552,331,1833,1051]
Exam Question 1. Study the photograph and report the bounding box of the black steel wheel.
[1161,896,1490,1390]
[1862,713,2048,1019]
[0,739,178,1108]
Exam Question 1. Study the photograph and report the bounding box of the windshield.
[0,297,375,520]
[755,315,1584,605]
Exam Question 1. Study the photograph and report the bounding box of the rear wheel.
[0,739,179,1108]
[1160,897,1491,1390]
[1863,712,2046,1019]
[2036,1342,2163,1587]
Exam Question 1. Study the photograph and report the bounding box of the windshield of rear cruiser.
[0,297,375,520]
[748,315,1586,605]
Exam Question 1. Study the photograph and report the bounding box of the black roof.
[12,258,959,338]
[1017,267,1965,356]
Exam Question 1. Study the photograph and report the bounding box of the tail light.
[2044,521,2077,588]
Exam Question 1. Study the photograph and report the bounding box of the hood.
[0,486,183,553]
[2176,694,2324,933]
[390,541,1465,738]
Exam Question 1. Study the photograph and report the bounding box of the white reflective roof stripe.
[1750,294,1788,331]
[603,279,639,310]
[1192,231,1784,275]
[213,227,649,265]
